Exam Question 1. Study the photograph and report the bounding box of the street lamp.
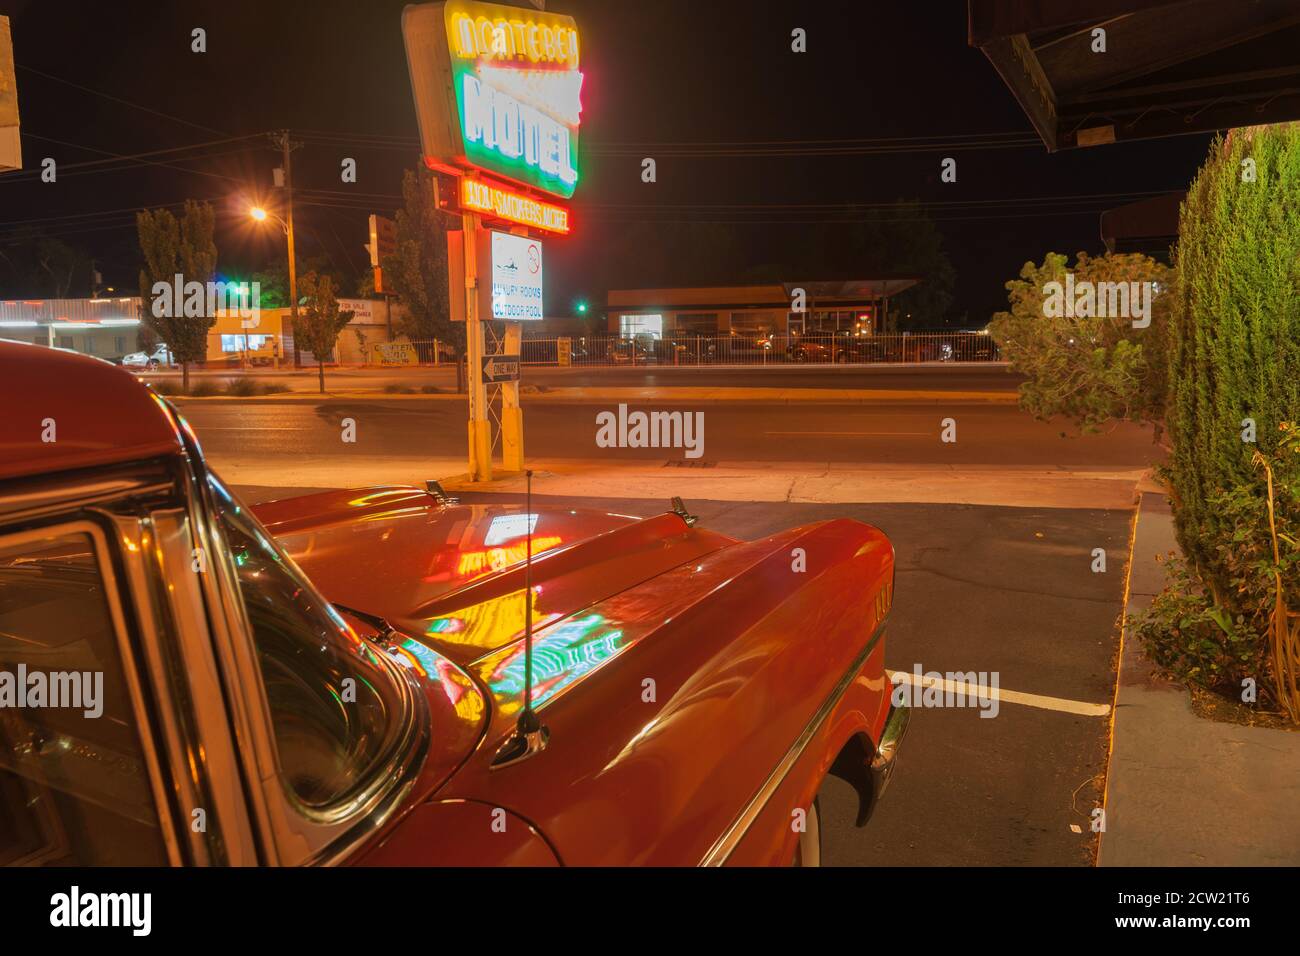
[249,205,285,232]
[250,203,298,371]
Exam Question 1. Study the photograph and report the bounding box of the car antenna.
[491,469,550,769]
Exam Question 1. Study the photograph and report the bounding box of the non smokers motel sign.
[402,0,582,199]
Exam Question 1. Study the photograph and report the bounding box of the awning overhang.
[969,0,1300,150]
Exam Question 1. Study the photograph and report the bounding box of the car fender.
[353,799,560,866]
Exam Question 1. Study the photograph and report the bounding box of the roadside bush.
[1132,556,1263,696]
[1144,124,1300,718]
[1134,423,1300,707]
[223,378,288,397]
[988,250,1172,435]
[1166,125,1300,614]
[991,124,1300,719]
[146,378,285,397]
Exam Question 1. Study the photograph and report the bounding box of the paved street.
[179,395,1160,468]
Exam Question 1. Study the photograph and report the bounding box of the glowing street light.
[248,203,298,347]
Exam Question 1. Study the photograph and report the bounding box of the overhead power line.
[16,63,229,137]
[1,132,268,184]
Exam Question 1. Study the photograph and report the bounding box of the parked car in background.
[120,344,173,369]
[653,333,718,365]
[791,334,891,364]
[955,333,999,361]
[0,340,907,867]
[608,336,653,364]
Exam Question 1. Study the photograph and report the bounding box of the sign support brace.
[463,210,492,481]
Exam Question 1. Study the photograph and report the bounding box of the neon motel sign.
[402,0,583,200]
[461,176,570,234]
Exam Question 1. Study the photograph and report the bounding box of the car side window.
[207,476,405,810]
[0,528,170,866]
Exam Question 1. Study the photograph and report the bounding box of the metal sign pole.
[463,210,492,481]
[501,320,524,470]
[501,224,528,472]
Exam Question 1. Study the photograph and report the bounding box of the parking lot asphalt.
[237,484,1131,867]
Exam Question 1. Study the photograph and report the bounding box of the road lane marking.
[764,431,930,437]
[887,669,1111,717]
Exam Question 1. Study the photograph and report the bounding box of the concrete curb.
[207,453,1144,511]
[1099,491,1300,866]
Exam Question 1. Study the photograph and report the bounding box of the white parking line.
[887,669,1111,717]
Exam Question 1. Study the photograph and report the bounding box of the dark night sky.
[0,0,1214,323]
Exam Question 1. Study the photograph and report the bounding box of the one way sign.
[481,354,521,384]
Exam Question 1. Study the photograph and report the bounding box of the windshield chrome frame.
[164,399,429,866]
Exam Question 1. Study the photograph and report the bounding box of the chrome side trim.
[699,614,888,867]
[1,476,175,523]
[869,698,910,799]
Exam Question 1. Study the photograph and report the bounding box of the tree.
[0,230,90,297]
[988,250,1173,435]
[838,202,956,330]
[380,167,461,386]
[1162,124,1300,712]
[136,200,218,389]
[253,254,331,309]
[294,271,355,393]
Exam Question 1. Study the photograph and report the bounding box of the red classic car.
[0,340,906,866]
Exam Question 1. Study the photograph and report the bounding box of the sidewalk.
[208,454,1143,511]
[1100,491,1300,865]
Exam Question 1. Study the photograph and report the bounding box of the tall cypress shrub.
[1168,124,1300,611]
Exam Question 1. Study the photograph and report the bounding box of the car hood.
[253,487,736,670]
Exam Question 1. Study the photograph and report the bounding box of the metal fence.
[52,330,1000,371]
[494,332,1002,367]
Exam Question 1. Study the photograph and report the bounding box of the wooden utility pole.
[271,130,303,363]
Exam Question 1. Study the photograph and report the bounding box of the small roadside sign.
[482,354,520,384]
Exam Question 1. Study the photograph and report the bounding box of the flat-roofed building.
[606,279,920,340]
[0,297,144,359]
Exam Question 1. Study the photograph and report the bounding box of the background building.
[0,295,407,365]
[606,279,921,340]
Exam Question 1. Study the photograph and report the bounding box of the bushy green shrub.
[992,125,1300,715]
[1134,423,1300,702]
[988,250,1172,434]
[1167,125,1300,611]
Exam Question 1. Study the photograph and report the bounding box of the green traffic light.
[577,301,588,313]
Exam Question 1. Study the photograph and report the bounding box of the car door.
[0,521,176,865]
[0,462,259,866]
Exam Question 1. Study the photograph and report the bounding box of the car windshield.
[206,475,409,809]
